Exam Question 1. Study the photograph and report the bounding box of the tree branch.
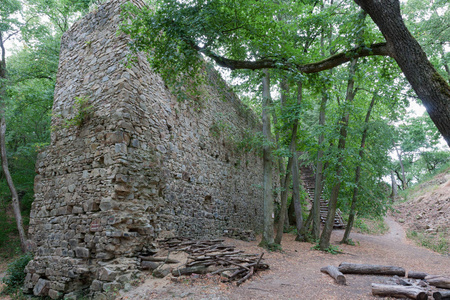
[193,43,391,73]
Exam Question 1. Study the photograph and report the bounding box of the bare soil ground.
[119,216,450,300]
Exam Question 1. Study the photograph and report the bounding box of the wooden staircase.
[300,163,346,229]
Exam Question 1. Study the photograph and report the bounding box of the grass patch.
[352,216,389,235]
[407,229,449,255]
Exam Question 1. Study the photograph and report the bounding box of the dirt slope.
[391,171,450,255]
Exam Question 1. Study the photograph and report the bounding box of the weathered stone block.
[75,247,90,258]
[98,267,118,281]
[33,278,50,296]
[48,289,61,299]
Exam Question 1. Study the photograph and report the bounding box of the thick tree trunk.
[371,284,427,300]
[354,0,450,147]
[341,93,376,244]
[319,58,358,250]
[339,263,406,276]
[260,69,274,247]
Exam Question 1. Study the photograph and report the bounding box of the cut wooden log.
[172,265,207,277]
[339,262,405,276]
[408,271,429,279]
[433,290,450,300]
[141,261,161,270]
[139,256,180,264]
[320,266,346,285]
[426,275,450,289]
[237,266,254,286]
[371,283,428,300]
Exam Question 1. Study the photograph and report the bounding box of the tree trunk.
[291,82,304,241]
[319,58,358,250]
[371,284,427,300]
[394,144,407,189]
[391,170,398,201]
[341,93,376,244]
[339,262,405,276]
[320,265,346,285]
[354,0,450,147]
[312,91,327,240]
[259,69,274,247]
[0,34,28,253]
[0,116,28,253]
[274,79,290,245]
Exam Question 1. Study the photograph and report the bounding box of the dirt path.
[121,217,450,300]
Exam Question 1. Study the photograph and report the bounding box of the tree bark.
[425,275,450,289]
[312,91,327,240]
[274,79,290,245]
[354,0,450,147]
[408,271,428,280]
[391,170,398,201]
[260,69,274,247]
[341,93,376,244]
[371,283,427,300]
[320,265,346,285]
[339,263,405,276]
[394,144,407,190]
[319,58,358,250]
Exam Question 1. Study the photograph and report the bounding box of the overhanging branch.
[193,43,391,73]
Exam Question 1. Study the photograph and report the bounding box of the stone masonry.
[24,0,274,298]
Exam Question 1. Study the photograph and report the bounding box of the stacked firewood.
[140,237,269,286]
[320,263,450,300]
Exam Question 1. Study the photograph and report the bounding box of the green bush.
[2,253,33,294]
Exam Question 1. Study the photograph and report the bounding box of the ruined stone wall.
[24,0,272,298]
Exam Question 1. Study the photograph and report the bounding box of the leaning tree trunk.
[260,69,274,247]
[354,0,450,147]
[394,144,407,190]
[319,58,358,250]
[0,35,28,253]
[341,93,376,244]
[0,115,28,253]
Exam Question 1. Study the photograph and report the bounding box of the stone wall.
[24,0,274,298]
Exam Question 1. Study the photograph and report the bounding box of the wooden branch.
[408,271,429,280]
[171,265,207,277]
[426,275,450,289]
[371,283,428,300]
[237,266,254,286]
[194,43,390,73]
[338,262,405,276]
[320,266,346,285]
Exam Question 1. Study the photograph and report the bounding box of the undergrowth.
[1,253,33,294]
[407,229,449,255]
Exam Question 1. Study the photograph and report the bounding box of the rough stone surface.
[24,0,276,297]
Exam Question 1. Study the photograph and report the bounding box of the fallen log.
[433,290,450,300]
[320,266,346,285]
[237,266,254,286]
[409,271,429,280]
[339,263,406,276]
[172,265,207,277]
[426,275,450,289]
[139,256,179,264]
[371,283,428,300]
[141,261,161,270]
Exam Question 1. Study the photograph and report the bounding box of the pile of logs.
[320,262,450,299]
[140,237,269,286]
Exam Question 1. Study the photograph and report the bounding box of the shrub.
[2,253,32,294]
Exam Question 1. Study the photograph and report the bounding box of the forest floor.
[119,216,450,300]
